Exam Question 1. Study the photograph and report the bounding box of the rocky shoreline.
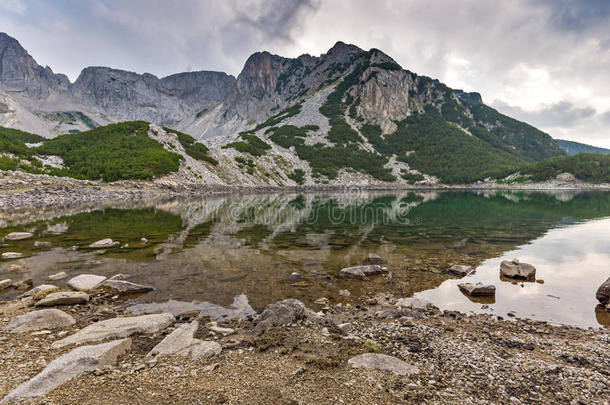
[0,273,608,404]
[2,170,609,213]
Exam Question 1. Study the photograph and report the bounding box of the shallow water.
[1,190,609,327]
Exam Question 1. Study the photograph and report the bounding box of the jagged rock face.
[0,33,70,98]
[160,71,237,108]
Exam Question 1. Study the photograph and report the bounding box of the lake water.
[1,190,609,328]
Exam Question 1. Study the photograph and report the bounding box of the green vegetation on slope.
[0,127,45,157]
[517,154,610,183]
[163,127,218,165]
[223,133,271,157]
[36,121,182,181]
[556,139,610,156]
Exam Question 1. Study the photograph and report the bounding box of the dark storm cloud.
[0,0,608,146]
[492,101,597,128]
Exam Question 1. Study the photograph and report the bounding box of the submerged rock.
[596,276,610,305]
[340,265,388,280]
[1,339,131,404]
[52,313,175,348]
[35,291,89,307]
[67,274,107,291]
[33,241,52,248]
[48,271,67,281]
[4,232,33,241]
[4,309,76,333]
[348,353,419,376]
[99,279,154,294]
[362,253,387,265]
[500,259,536,280]
[458,282,496,296]
[89,238,118,248]
[0,279,11,290]
[448,265,474,277]
[1,252,22,259]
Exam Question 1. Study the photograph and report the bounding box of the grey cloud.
[492,101,597,128]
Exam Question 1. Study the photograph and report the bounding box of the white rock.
[88,238,117,248]
[67,274,107,291]
[147,321,222,361]
[0,339,131,403]
[348,353,419,376]
[0,279,11,289]
[1,252,22,259]
[209,326,235,336]
[52,313,175,348]
[48,271,67,281]
[33,241,52,248]
[4,232,33,241]
[395,297,432,311]
[338,289,351,297]
[4,309,76,333]
[21,284,57,297]
[35,292,90,307]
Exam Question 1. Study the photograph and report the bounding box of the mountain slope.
[556,139,610,156]
[0,33,567,185]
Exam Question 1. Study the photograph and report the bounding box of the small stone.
[4,232,33,241]
[209,326,235,336]
[0,278,12,290]
[48,272,67,281]
[35,292,90,307]
[140,238,148,244]
[33,241,52,248]
[395,297,432,311]
[314,297,329,305]
[338,289,351,297]
[99,279,153,294]
[338,323,352,334]
[67,274,107,291]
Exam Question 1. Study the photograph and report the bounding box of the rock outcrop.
[500,259,536,280]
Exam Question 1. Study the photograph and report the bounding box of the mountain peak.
[326,41,363,57]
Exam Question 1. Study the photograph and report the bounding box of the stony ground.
[0,289,608,405]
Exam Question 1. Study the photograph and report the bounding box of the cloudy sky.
[1,0,609,147]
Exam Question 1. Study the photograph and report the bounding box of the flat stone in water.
[89,238,117,248]
[340,265,388,280]
[500,259,536,280]
[48,271,67,281]
[348,353,419,376]
[0,279,11,290]
[4,309,76,333]
[99,279,154,294]
[0,339,131,403]
[51,313,175,349]
[35,292,90,307]
[21,284,57,297]
[448,265,474,277]
[4,232,33,241]
[67,274,107,291]
[458,282,496,296]
[1,252,23,259]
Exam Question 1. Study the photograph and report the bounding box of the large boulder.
[448,265,474,277]
[51,313,174,348]
[147,321,221,361]
[35,291,89,307]
[0,339,131,404]
[348,353,419,376]
[500,259,536,280]
[99,279,154,294]
[4,309,76,333]
[458,282,496,296]
[67,274,107,291]
[255,299,307,334]
[4,232,33,241]
[596,276,610,305]
[339,265,388,280]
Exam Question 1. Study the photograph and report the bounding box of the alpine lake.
[1,189,609,328]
